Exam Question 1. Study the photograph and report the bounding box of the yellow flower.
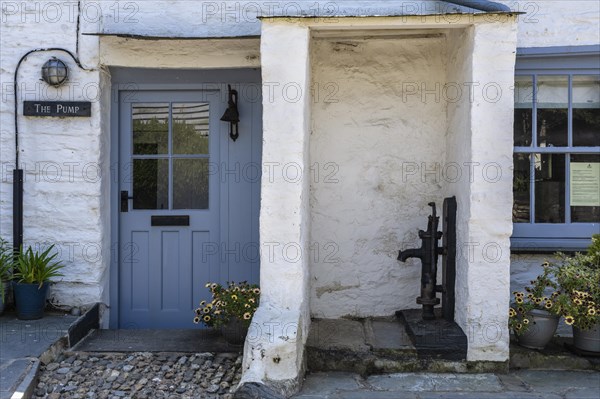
[243,312,251,320]
[200,300,206,306]
[232,295,238,301]
[523,318,529,325]
[544,301,553,309]
[542,261,549,267]
[211,283,217,289]
[565,316,575,325]
[193,317,200,324]
[244,303,251,308]
[249,298,255,303]
[534,298,542,305]
[516,297,524,304]
[574,298,583,306]
[253,288,260,294]
[206,303,213,309]
[509,308,516,317]
[195,308,202,315]
[588,308,597,316]
[515,323,523,331]
[203,308,210,314]
[214,310,221,315]
[203,315,211,322]
[205,283,211,288]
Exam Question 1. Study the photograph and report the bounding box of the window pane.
[172,103,210,154]
[573,75,600,147]
[173,159,209,209]
[537,76,568,147]
[132,103,169,155]
[133,159,169,209]
[514,76,533,146]
[571,154,600,223]
[513,154,531,222]
[534,153,565,223]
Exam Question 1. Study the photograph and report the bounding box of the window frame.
[512,45,600,252]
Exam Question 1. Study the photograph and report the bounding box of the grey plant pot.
[221,317,249,345]
[573,324,600,353]
[516,309,559,350]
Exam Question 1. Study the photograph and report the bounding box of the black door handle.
[120,190,134,212]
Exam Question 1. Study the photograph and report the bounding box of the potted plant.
[194,281,260,345]
[552,234,600,353]
[0,238,13,314]
[509,262,561,349]
[12,244,65,320]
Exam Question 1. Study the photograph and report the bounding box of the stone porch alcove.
[243,14,517,396]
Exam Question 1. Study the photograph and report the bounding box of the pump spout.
[397,245,425,262]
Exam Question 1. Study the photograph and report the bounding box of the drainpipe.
[444,0,512,12]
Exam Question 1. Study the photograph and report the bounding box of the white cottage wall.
[309,36,448,318]
[0,1,106,309]
[497,0,600,48]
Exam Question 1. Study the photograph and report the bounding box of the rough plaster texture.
[0,2,105,309]
[497,0,600,48]
[455,19,517,362]
[240,22,311,397]
[309,36,447,318]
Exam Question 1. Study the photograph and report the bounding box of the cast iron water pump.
[397,197,457,322]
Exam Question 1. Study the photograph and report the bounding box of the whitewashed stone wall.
[309,36,447,318]
[0,1,107,309]
[497,0,600,47]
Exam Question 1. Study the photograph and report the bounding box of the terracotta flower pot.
[221,317,249,345]
[515,309,559,350]
[573,324,600,353]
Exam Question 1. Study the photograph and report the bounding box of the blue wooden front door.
[117,85,261,328]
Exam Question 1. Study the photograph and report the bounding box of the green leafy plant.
[193,281,260,329]
[13,245,65,288]
[509,262,560,334]
[552,234,600,330]
[0,238,14,298]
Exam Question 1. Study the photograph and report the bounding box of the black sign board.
[23,101,91,117]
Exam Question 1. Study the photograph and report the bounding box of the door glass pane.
[514,76,533,146]
[513,154,531,222]
[537,76,568,147]
[571,154,600,223]
[573,75,600,147]
[534,153,565,223]
[172,103,210,154]
[173,159,209,209]
[133,159,169,209]
[132,103,169,155]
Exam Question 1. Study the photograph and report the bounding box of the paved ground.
[291,370,600,399]
[0,311,77,399]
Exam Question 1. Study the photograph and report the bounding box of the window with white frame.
[512,47,600,251]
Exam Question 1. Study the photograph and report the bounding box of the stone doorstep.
[307,318,599,376]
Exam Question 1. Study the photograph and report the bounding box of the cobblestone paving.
[34,352,243,399]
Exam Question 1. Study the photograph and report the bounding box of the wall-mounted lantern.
[220,84,240,142]
[41,57,68,87]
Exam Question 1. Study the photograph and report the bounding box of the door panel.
[119,91,220,328]
[117,84,262,329]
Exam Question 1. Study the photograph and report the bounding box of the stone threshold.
[307,318,600,376]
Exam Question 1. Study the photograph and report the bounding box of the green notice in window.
[570,163,600,206]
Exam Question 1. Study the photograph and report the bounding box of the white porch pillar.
[240,21,311,396]
[462,18,518,362]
